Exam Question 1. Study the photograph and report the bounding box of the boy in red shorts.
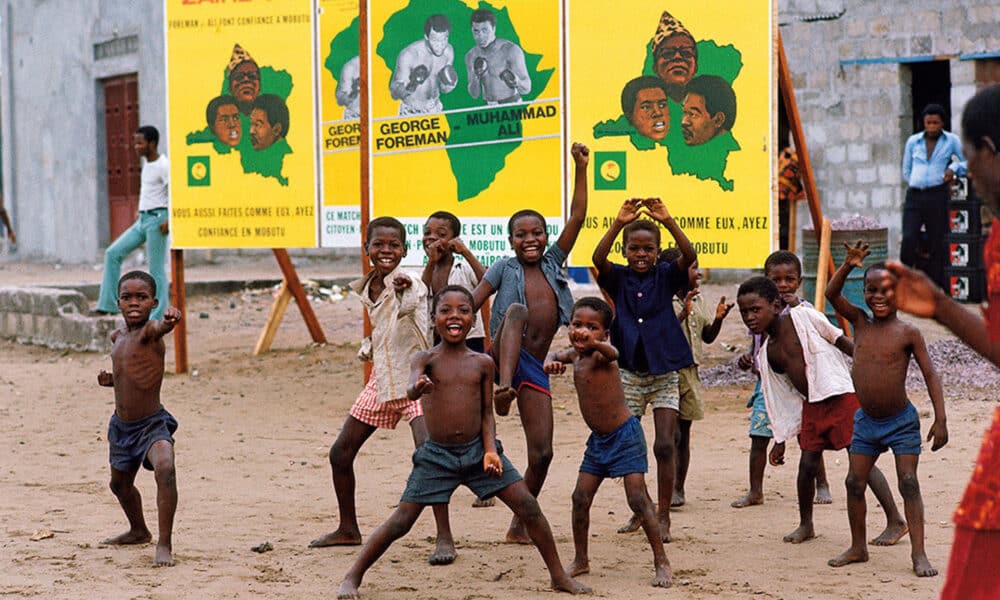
[737,276,903,545]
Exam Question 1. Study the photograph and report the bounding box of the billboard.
[567,1,775,268]
[367,0,564,266]
[165,0,319,248]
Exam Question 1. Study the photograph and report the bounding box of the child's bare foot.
[658,515,672,543]
[154,543,174,567]
[309,529,362,547]
[102,528,152,545]
[870,522,908,546]
[471,496,495,508]
[616,512,641,534]
[565,558,590,577]
[504,519,532,544]
[828,546,868,567]
[814,482,833,504]
[730,492,763,508]
[671,490,685,507]
[782,525,815,544]
[912,553,938,577]
[428,537,457,566]
[551,573,592,595]
[653,562,673,588]
[494,386,517,416]
[337,578,361,599]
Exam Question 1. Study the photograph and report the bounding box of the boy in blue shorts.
[472,143,590,543]
[336,286,589,598]
[545,297,671,588]
[592,197,696,541]
[826,242,947,576]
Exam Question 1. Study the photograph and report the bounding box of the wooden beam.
[360,0,373,383]
[254,281,292,355]
[814,218,832,312]
[170,249,188,374]
[272,248,326,344]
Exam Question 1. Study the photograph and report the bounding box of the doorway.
[103,74,140,240]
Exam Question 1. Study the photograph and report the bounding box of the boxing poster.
[567,1,775,268]
[165,0,319,248]
[367,0,564,267]
[320,0,362,248]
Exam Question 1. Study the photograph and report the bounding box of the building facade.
[2,1,999,262]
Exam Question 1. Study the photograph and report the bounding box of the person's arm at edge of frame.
[885,260,1000,366]
[555,143,590,256]
[910,325,948,451]
[901,134,914,184]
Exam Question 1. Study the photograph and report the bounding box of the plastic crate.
[947,234,984,268]
[949,201,982,235]
[945,267,986,303]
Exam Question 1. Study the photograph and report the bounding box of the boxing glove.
[473,57,488,77]
[407,64,430,90]
[438,64,458,87]
[499,69,516,89]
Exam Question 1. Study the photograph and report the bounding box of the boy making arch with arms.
[471,143,590,543]
[825,241,946,577]
[592,197,695,541]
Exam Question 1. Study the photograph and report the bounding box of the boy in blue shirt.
[592,197,696,542]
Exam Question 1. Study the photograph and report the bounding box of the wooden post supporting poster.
[359,0,373,382]
[170,249,188,374]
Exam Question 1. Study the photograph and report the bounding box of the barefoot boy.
[732,251,834,509]
[736,276,905,545]
[661,247,733,507]
[826,242,947,576]
[97,270,181,566]
[592,197,695,541]
[471,142,590,543]
[545,297,672,588]
[337,286,589,598]
[313,217,455,566]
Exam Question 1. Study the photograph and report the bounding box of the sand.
[1,281,994,599]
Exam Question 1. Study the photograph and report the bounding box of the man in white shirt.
[94,126,170,320]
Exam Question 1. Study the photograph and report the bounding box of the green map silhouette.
[186,65,294,186]
[371,0,553,201]
[592,40,742,191]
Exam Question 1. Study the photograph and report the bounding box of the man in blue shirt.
[900,104,965,288]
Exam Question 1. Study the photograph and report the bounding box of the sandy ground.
[1,273,997,599]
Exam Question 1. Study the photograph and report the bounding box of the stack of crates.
[944,176,987,303]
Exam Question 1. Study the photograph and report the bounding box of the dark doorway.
[909,60,951,132]
[103,74,140,240]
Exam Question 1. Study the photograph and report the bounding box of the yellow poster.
[319,0,361,248]
[568,1,775,268]
[165,0,319,248]
[368,0,564,267]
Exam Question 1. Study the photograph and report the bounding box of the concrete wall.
[0,0,165,261]
[779,0,1000,255]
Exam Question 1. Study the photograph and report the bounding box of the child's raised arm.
[644,198,696,271]
[555,143,590,256]
[826,240,869,324]
[450,238,486,282]
[592,198,642,274]
[143,307,182,342]
[909,325,947,451]
[589,339,620,363]
[702,295,735,344]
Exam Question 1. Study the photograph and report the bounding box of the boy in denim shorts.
[593,197,696,542]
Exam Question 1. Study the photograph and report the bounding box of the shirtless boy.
[465,8,531,104]
[545,297,672,588]
[390,14,457,115]
[472,143,589,543]
[737,276,905,545]
[337,287,589,598]
[97,271,181,566]
[826,242,947,576]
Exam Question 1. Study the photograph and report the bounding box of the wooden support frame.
[170,249,188,374]
[778,34,851,334]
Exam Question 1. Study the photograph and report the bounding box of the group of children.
[96,142,949,596]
